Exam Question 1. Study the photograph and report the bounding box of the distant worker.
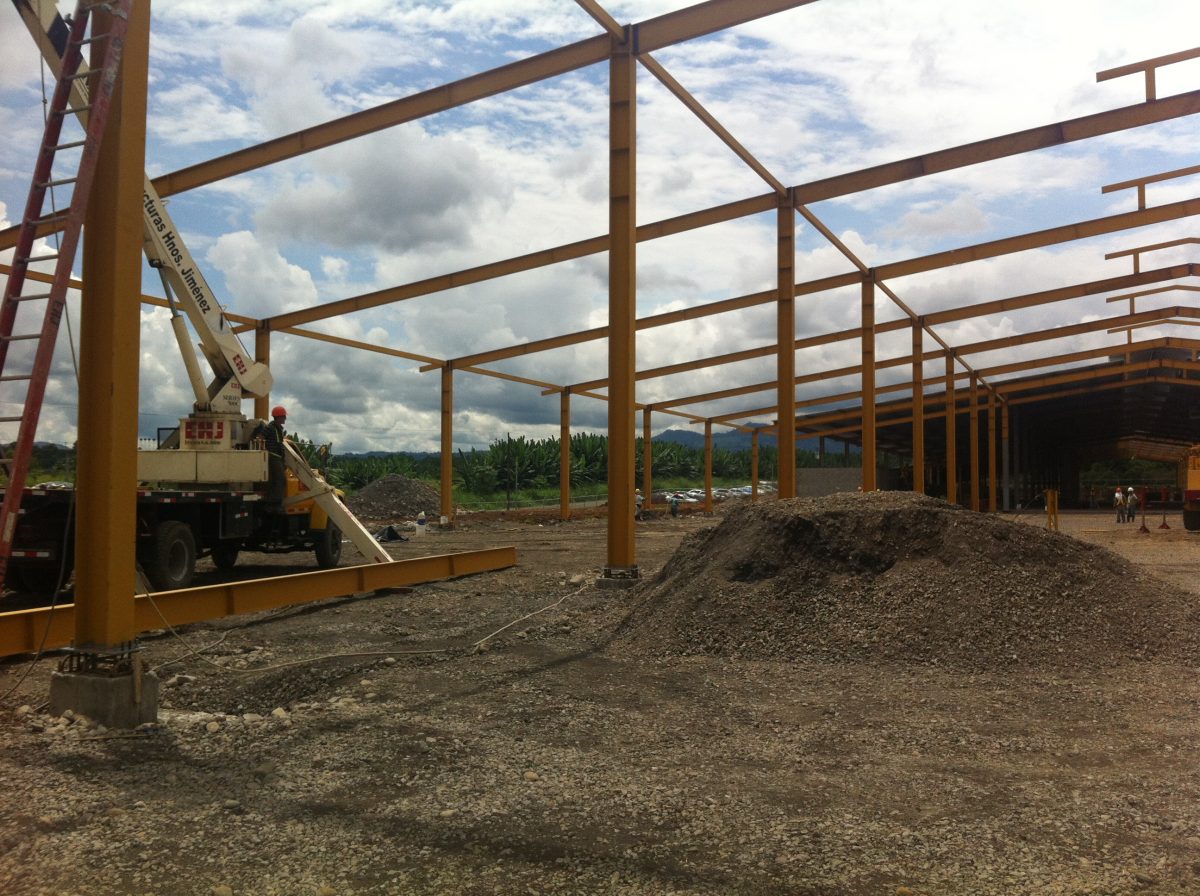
[669,492,681,518]
[635,488,644,521]
[254,405,289,512]
[1113,485,1125,524]
[1126,486,1138,522]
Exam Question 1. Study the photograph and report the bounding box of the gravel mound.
[346,473,440,521]
[615,491,1200,669]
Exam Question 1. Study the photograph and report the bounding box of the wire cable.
[145,582,589,676]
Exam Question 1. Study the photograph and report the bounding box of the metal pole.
[560,390,571,521]
[605,27,638,579]
[776,189,796,498]
[1002,400,1011,511]
[439,365,454,524]
[642,406,653,512]
[704,419,714,513]
[861,272,876,490]
[969,373,980,511]
[254,326,270,421]
[911,320,924,493]
[74,0,149,650]
[751,428,760,501]
[988,389,998,512]
[945,355,957,504]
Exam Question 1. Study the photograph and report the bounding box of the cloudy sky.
[1,0,1197,453]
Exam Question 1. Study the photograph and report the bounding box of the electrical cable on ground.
[145,582,589,677]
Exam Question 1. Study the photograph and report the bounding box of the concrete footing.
[49,669,159,729]
[597,567,641,589]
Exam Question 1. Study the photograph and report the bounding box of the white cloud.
[2,0,1198,451]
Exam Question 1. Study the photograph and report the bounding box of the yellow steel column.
[440,364,454,524]
[911,320,925,493]
[560,390,571,521]
[776,190,796,499]
[704,419,714,514]
[945,355,957,505]
[1001,399,1011,511]
[605,27,637,578]
[751,429,759,502]
[969,373,980,512]
[860,272,876,490]
[988,390,998,512]
[254,326,270,421]
[74,0,149,650]
[642,406,653,511]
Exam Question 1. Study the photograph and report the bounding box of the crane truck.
[3,0,389,599]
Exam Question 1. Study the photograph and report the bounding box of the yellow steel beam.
[0,549,517,658]
[956,305,1200,355]
[1102,163,1200,208]
[912,321,925,493]
[876,200,1200,281]
[1105,284,1200,304]
[440,366,454,523]
[637,0,818,54]
[777,192,797,497]
[703,419,714,513]
[987,392,998,512]
[1096,48,1200,101]
[945,355,958,504]
[799,357,1198,436]
[698,324,1193,428]
[923,263,1197,325]
[556,260,1194,399]
[791,89,1200,206]
[254,328,270,421]
[606,29,637,576]
[861,275,876,490]
[6,89,1197,259]
[148,35,608,198]
[130,1,813,201]
[560,391,572,521]
[73,1,150,650]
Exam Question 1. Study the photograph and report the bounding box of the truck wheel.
[141,520,197,591]
[212,543,240,571]
[314,525,342,568]
[1184,509,1200,532]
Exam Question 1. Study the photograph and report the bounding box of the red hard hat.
[271,405,287,418]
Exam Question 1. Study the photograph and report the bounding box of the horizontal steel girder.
[0,547,516,658]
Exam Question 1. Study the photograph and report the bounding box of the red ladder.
[0,0,134,588]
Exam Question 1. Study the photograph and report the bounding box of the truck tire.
[314,524,342,569]
[140,520,197,591]
[1184,509,1200,532]
[211,543,240,571]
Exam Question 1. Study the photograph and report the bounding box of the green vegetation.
[0,442,77,485]
[5,433,857,509]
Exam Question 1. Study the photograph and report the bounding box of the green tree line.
[321,432,857,499]
[6,434,858,499]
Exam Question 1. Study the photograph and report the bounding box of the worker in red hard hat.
[254,405,290,519]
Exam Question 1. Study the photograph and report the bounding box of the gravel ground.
[1,495,1198,896]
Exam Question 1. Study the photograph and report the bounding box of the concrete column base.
[49,669,159,729]
[598,567,640,589]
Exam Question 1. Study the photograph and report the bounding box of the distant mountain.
[653,428,828,453]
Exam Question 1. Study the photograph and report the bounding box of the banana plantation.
[313,433,856,501]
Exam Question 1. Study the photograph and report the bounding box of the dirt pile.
[615,491,1200,669]
[346,473,440,521]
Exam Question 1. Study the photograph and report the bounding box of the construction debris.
[346,474,440,522]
